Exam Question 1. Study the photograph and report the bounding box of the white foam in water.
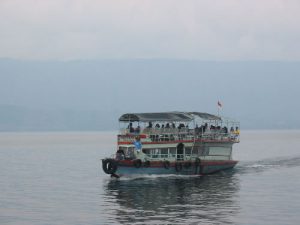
[116,173,202,181]
[248,164,272,168]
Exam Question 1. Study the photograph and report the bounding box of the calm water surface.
[0,130,300,225]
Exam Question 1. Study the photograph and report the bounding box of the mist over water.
[0,130,300,225]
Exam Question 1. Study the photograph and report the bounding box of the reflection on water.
[103,171,240,224]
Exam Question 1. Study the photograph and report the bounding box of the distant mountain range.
[0,105,120,131]
[0,104,298,131]
[0,58,299,131]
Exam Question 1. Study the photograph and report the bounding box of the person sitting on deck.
[165,123,170,128]
[155,123,160,128]
[147,122,153,128]
[222,126,228,134]
[178,123,185,129]
[234,127,240,136]
[195,124,199,134]
[128,122,134,133]
[204,123,208,132]
[135,126,141,134]
[116,148,125,160]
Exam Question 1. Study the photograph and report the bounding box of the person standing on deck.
[133,136,142,153]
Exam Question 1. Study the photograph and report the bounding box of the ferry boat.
[102,112,240,178]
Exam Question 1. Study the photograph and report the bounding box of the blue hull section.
[115,163,237,177]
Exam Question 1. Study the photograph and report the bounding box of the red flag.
[218,101,222,108]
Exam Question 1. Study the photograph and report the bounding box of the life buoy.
[144,160,150,167]
[175,162,183,172]
[102,158,118,174]
[133,159,142,168]
[184,161,192,169]
[163,160,170,169]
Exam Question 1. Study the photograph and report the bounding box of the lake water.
[0,130,300,225]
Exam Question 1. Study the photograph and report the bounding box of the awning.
[188,112,221,121]
[119,111,221,122]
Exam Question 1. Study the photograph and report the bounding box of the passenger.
[204,123,208,132]
[230,127,234,133]
[133,136,142,153]
[135,126,141,133]
[199,125,204,133]
[155,123,160,128]
[172,123,176,128]
[161,124,165,128]
[128,122,134,133]
[147,122,153,128]
[223,126,228,133]
[195,124,199,133]
[166,123,170,128]
[234,127,240,136]
[116,149,125,160]
[178,123,184,129]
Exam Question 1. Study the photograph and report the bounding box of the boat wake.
[235,155,300,174]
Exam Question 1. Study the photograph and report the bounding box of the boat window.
[146,148,160,158]
[125,147,135,158]
[119,146,127,151]
[208,147,232,156]
[169,147,176,157]
[142,148,150,154]
[143,149,151,154]
[161,148,168,155]
[185,147,192,155]
[169,147,176,154]
[160,148,168,158]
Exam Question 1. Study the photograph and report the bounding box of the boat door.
[176,143,184,161]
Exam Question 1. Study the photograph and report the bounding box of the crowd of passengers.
[127,122,240,136]
[194,124,240,135]
[128,122,188,133]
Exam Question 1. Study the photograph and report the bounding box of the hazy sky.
[1,0,300,61]
[1,1,300,130]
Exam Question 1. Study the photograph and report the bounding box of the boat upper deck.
[118,111,240,145]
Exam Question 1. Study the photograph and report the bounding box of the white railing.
[144,153,194,161]
[118,131,240,143]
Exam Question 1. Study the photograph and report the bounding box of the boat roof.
[188,112,221,121]
[119,112,221,122]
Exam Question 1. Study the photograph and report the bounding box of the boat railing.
[144,153,195,161]
[142,127,189,134]
[145,153,170,159]
[148,133,195,142]
[118,128,239,143]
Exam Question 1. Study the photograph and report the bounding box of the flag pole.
[217,100,222,117]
